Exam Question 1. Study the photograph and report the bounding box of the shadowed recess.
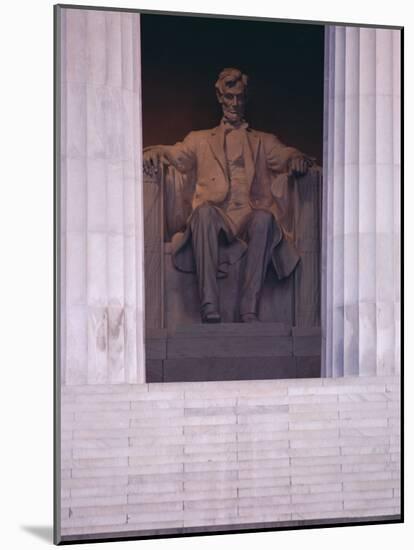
[141,14,324,164]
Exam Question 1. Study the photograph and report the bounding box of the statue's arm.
[265,134,313,176]
[143,132,196,177]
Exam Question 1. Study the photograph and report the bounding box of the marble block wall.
[59,376,400,540]
[322,26,401,377]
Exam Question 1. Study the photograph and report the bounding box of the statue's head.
[215,68,248,124]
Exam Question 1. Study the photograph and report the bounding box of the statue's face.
[217,81,246,123]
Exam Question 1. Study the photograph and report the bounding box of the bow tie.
[221,119,249,132]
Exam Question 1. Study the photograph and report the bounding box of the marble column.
[322,26,401,377]
[59,8,145,384]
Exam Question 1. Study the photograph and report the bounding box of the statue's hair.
[215,68,248,95]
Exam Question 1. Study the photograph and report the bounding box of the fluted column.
[322,26,401,377]
[60,8,145,384]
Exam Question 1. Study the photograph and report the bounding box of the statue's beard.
[222,106,244,123]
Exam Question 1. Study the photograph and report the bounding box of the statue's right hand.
[143,147,164,178]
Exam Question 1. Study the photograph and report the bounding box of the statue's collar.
[220,118,249,131]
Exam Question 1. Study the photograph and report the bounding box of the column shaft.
[61,8,145,384]
[322,25,401,377]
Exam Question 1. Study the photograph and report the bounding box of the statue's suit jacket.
[160,124,301,279]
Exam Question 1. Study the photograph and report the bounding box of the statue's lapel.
[208,126,228,182]
[245,130,260,189]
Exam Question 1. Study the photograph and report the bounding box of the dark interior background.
[141,14,325,164]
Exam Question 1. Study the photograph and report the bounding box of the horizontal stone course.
[59,375,401,537]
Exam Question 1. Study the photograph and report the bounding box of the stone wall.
[59,375,400,540]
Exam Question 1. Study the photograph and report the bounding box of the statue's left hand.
[288,154,314,177]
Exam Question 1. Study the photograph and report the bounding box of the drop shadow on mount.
[20,525,54,543]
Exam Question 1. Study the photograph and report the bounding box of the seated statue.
[143,67,313,324]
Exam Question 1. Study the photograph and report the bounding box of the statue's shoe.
[240,313,259,323]
[201,305,221,324]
